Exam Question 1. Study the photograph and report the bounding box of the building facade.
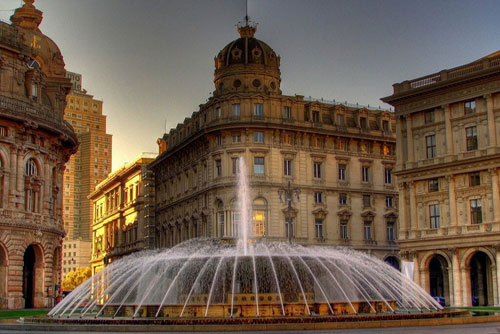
[0,1,78,308]
[62,72,112,276]
[150,22,399,263]
[89,153,156,275]
[382,51,500,306]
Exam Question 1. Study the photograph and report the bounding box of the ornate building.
[0,1,77,308]
[382,51,500,306]
[150,21,398,263]
[62,71,112,276]
[89,153,156,275]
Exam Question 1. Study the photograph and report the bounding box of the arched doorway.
[0,244,7,309]
[384,256,400,271]
[428,255,450,306]
[469,251,493,306]
[23,244,43,308]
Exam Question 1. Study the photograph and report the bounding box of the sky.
[1,0,499,170]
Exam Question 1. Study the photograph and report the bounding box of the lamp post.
[278,181,301,244]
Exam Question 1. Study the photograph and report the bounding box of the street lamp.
[278,181,301,244]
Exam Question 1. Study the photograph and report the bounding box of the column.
[461,265,470,306]
[16,149,23,193]
[443,105,454,156]
[9,145,17,204]
[491,168,500,223]
[413,252,421,286]
[398,182,408,240]
[406,115,415,163]
[451,250,462,306]
[409,181,417,236]
[447,175,457,228]
[485,94,497,149]
[496,248,500,305]
[396,117,404,169]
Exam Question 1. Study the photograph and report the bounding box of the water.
[49,158,442,319]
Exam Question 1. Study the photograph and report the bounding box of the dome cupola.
[214,18,281,97]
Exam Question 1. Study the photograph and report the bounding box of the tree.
[62,266,91,291]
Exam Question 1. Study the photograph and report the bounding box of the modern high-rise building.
[150,21,399,264]
[0,0,77,308]
[62,72,112,275]
[382,51,500,307]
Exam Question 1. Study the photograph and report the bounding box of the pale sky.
[1,0,499,170]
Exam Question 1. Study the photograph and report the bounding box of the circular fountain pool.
[49,238,441,320]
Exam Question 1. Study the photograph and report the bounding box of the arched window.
[25,159,37,176]
[252,198,267,237]
[24,158,40,212]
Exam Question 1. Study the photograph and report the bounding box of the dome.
[215,32,280,69]
[213,21,281,96]
[10,0,67,78]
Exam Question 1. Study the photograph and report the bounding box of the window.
[429,178,439,192]
[470,199,482,224]
[464,100,476,114]
[284,159,292,176]
[338,164,346,181]
[0,126,7,137]
[429,204,440,229]
[254,157,264,174]
[339,193,347,205]
[253,131,264,143]
[283,133,292,145]
[337,114,345,126]
[232,132,241,143]
[315,219,324,238]
[362,166,369,182]
[424,110,435,124]
[312,110,320,123]
[336,138,347,151]
[313,162,322,179]
[384,168,393,184]
[25,159,37,176]
[216,107,221,119]
[466,126,478,151]
[283,106,291,120]
[232,157,239,175]
[426,134,436,158]
[218,208,225,237]
[363,195,371,207]
[469,172,481,186]
[382,120,390,132]
[363,221,372,240]
[216,134,222,146]
[340,220,348,240]
[386,222,395,241]
[31,81,38,102]
[254,104,263,117]
[215,159,222,177]
[232,104,240,117]
[385,196,394,208]
[314,192,323,204]
[360,117,367,129]
[232,212,240,237]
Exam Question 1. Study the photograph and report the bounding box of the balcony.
[0,95,77,145]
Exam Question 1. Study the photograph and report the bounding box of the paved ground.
[1,322,500,334]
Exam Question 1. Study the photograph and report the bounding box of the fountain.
[48,158,443,323]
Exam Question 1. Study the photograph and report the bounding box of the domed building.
[149,21,398,264]
[0,1,77,308]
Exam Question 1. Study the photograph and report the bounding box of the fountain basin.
[49,239,441,320]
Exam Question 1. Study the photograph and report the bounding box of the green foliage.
[62,266,91,291]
